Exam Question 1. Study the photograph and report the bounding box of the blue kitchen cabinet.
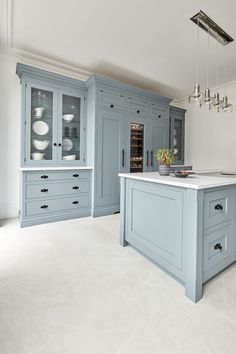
[169,106,186,165]
[95,109,126,214]
[148,119,169,172]
[17,64,87,167]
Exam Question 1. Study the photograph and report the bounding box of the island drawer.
[25,180,90,199]
[203,224,232,280]
[26,170,90,182]
[25,195,90,217]
[97,89,125,111]
[203,188,232,229]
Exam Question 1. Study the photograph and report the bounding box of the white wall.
[0,53,21,218]
[172,83,236,172]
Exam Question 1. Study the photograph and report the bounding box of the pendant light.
[212,36,223,112]
[189,19,203,106]
[221,46,233,112]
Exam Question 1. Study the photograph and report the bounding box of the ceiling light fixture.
[189,10,234,113]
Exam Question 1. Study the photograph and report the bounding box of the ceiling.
[2,0,236,98]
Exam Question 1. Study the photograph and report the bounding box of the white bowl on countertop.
[33,139,49,151]
[63,114,74,122]
[62,155,76,160]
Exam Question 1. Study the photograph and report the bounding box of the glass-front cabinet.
[130,123,144,173]
[169,106,185,165]
[24,81,85,166]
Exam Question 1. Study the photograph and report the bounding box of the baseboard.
[0,204,20,219]
[92,205,120,217]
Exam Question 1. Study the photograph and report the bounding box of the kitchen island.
[119,172,236,302]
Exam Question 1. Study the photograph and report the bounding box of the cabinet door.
[127,115,149,173]
[148,119,169,172]
[25,82,58,166]
[170,111,185,165]
[58,90,85,165]
[95,109,125,208]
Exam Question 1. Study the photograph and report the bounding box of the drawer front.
[203,224,232,273]
[26,170,90,183]
[126,97,149,116]
[204,189,232,229]
[25,195,90,217]
[97,90,124,110]
[150,104,168,120]
[26,180,90,199]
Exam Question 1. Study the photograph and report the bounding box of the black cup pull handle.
[73,201,79,205]
[40,205,48,209]
[41,188,48,193]
[73,186,79,190]
[215,204,223,211]
[110,104,114,108]
[41,175,48,179]
[146,150,149,167]
[151,151,154,167]
[73,174,79,177]
[214,243,223,251]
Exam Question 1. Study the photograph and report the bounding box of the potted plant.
[156,149,174,176]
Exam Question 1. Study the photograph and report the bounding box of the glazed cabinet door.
[148,119,169,172]
[24,82,58,166]
[58,90,86,165]
[95,109,125,210]
[169,107,185,165]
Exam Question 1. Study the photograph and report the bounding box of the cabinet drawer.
[203,189,232,229]
[97,90,124,111]
[26,180,90,199]
[203,224,232,275]
[150,104,167,120]
[26,170,90,183]
[126,97,149,116]
[25,195,90,217]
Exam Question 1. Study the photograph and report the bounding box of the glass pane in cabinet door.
[31,87,53,161]
[62,94,81,161]
[173,118,183,161]
[130,123,144,173]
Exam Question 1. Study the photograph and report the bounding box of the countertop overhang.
[119,172,236,190]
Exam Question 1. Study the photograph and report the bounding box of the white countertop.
[20,166,93,171]
[119,172,236,190]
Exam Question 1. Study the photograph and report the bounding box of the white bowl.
[62,155,76,160]
[33,139,49,151]
[32,107,44,118]
[63,114,74,122]
[31,152,45,160]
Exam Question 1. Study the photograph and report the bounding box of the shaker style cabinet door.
[24,82,58,166]
[95,109,125,209]
[169,107,186,165]
[57,90,86,165]
[148,119,169,172]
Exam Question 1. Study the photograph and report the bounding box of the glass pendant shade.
[188,83,203,106]
[222,96,233,112]
[212,92,223,112]
[204,88,213,109]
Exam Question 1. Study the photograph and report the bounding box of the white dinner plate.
[32,121,49,136]
[62,138,73,151]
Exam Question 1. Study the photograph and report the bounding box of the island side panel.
[119,177,128,246]
[124,179,185,281]
[184,188,204,302]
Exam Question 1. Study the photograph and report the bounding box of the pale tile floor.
[0,215,236,354]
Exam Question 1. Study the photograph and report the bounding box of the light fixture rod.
[190,10,234,46]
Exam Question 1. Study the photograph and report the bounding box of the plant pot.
[158,163,171,176]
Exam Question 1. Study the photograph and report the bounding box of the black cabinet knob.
[41,188,48,193]
[58,143,62,147]
[73,174,79,177]
[72,201,79,205]
[137,110,140,114]
[53,143,57,146]
[110,104,114,108]
[73,186,79,190]
[215,204,223,211]
[158,115,161,118]
[41,175,48,179]
[214,243,223,251]
[40,205,48,209]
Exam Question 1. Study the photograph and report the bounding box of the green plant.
[156,149,174,166]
